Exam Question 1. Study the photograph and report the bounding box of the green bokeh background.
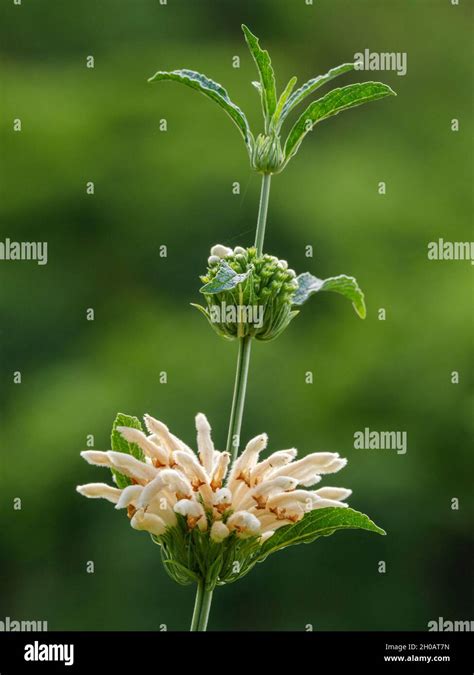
[1,0,472,631]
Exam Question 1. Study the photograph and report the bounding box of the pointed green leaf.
[242,24,277,124]
[110,413,145,489]
[271,76,297,129]
[200,261,251,295]
[148,69,253,153]
[190,303,235,341]
[293,272,366,319]
[258,507,385,562]
[278,63,355,128]
[284,81,396,162]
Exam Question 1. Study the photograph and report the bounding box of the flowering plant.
[77,25,394,631]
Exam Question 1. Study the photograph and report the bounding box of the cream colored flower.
[77,413,350,542]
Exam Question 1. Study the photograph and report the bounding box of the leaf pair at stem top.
[149,24,396,174]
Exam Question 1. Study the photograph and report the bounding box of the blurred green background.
[1,0,472,631]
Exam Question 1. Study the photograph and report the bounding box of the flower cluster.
[77,412,350,545]
[198,245,300,341]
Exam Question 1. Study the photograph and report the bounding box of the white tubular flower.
[210,521,230,542]
[227,433,268,489]
[174,499,207,531]
[158,469,193,499]
[174,499,205,519]
[269,452,345,486]
[249,449,297,486]
[212,487,232,507]
[211,452,230,490]
[117,426,168,467]
[76,483,122,504]
[312,498,348,509]
[130,509,167,537]
[210,244,233,258]
[234,476,298,511]
[136,475,165,508]
[196,413,215,475]
[106,451,157,483]
[80,450,114,467]
[147,497,178,527]
[143,414,194,457]
[315,487,352,502]
[227,511,261,537]
[115,484,143,509]
[78,412,350,545]
[173,450,209,487]
[267,489,319,510]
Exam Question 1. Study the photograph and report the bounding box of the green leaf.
[148,69,253,153]
[284,81,396,162]
[258,507,385,562]
[278,63,355,128]
[110,413,145,489]
[161,558,199,586]
[271,76,297,129]
[200,261,251,295]
[293,272,366,319]
[190,303,235,341]
[242,24,277,125]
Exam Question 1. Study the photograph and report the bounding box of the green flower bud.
[251,133,285,174]
[197,246,299,342]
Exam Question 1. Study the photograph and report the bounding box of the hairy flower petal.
[315,487,352,501]
[269,452,343,486]
[107,451,157,483]
[227,433,268,488]
[115,484,143,509]
[130,509,167,537]
[76,483,121,504]
[196,413,215,475]
[117,426,169,466]
[227,510,261,536]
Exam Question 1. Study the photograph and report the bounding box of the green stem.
[226,335,252,461]
[190,581,214,632]
[190,173,273,631]
[190,580,203,631]
[197,587,214,631]
[254,173,272,255]
[225,173,272,462]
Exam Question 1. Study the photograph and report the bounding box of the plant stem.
[190,581,214,632]
[197,587,214,631]
[190,173,273,632]
[190,580,203,631]
[254,173,272,255]
[225,173,272,461]
[226,335,252,461]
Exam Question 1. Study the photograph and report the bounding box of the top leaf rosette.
[148,24,395,174]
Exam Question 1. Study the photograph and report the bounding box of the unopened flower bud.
[210,521,230,542]
[210,244,233,258]
[251,133,285,174]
